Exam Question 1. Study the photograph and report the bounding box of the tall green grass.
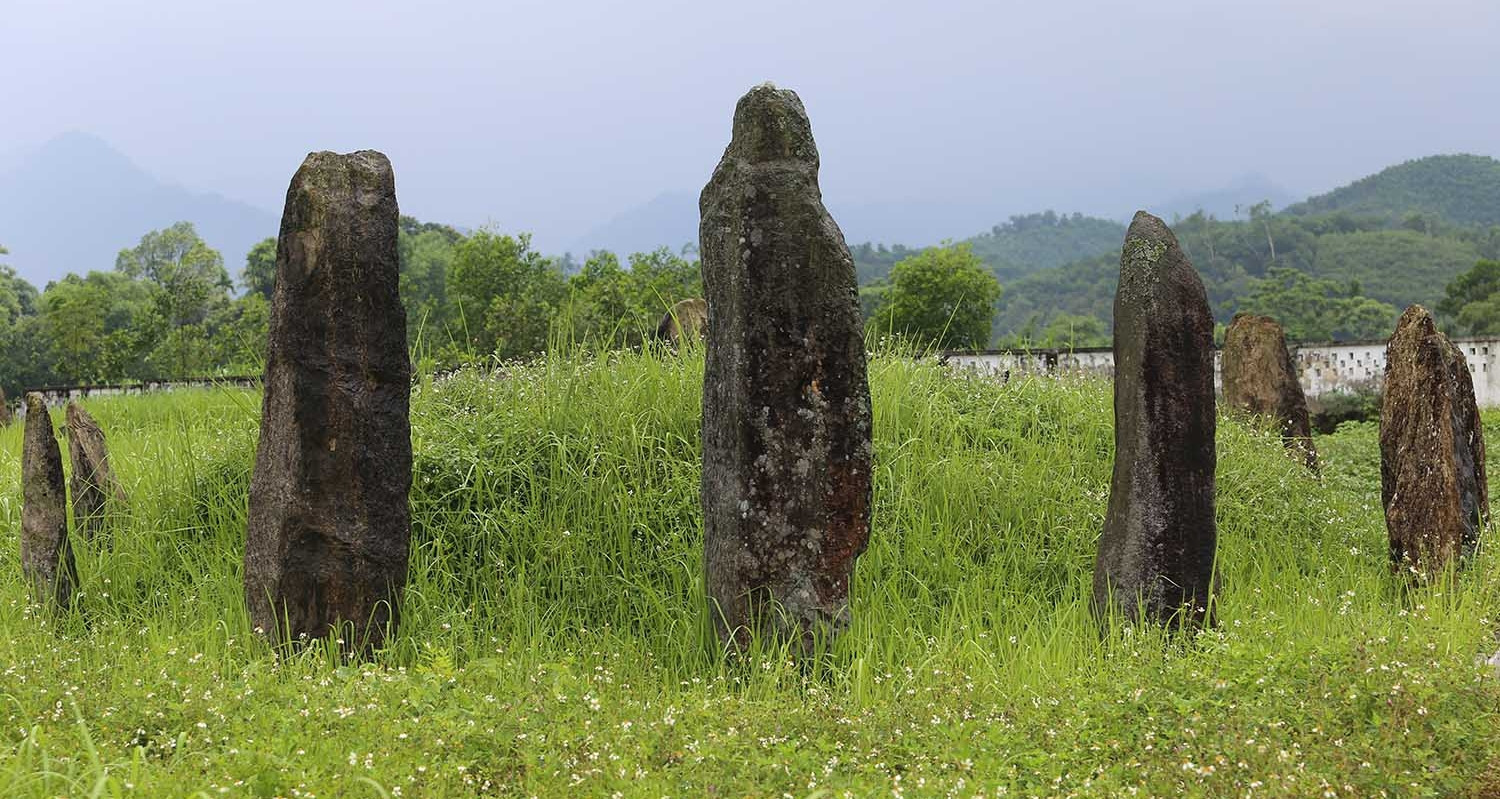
[1,351,1497,797]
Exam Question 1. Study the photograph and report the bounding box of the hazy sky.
[4,0,1498,250]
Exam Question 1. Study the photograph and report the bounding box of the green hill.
[1284,154,1500,227]
[963,211,1125,281]
[851,210,1125,285]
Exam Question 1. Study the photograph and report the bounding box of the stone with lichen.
[655,297,707,347]
[66,401,126,545]
[1222,313,1317,470]
[244,150,412,652]
[1380,304,1488,577]
[1093,211,1217,629]
[21,392,76,611]
[699,83,873,654]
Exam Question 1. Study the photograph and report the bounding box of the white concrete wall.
[945,336,1500,407]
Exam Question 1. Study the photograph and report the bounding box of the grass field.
[1,350,1498,797]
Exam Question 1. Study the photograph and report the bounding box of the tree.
[1039,313,1109,348]
[398,223,462,349]
[0,247,53,397]
[115,222,232,375]
[870,243,1002,350]
[40,271,153,382]
[1241,267,1399,342]
[561,247,703,348]
[448,229,566,360]
[241,237,277,300]
[1438,259,1500,335]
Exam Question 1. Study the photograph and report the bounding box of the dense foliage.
[1440,259,1500,336]
[865,243,1003,350]
[992,206,1500,343]
[1285,154,1500,227]
[2,357,1498,795]
[0,220,702,398]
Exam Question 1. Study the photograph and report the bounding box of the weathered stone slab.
[1380,305,1488,576]
[66,402,125,545]
[655,297,707,346]
[700,84,873,653]
[21,392,75,610]
[1222,313,1318,469]
[245,150,412,650]
[1093,211,1217,628]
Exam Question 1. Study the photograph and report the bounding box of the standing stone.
[245,150,412,650]
[1380,305,1488,576]
[0,386,11,426]
[21,393,76,610]
[66,402,126,545]
[1221,313,1318,469]
[700,84,873,653]
[654,297,708,346]
[1094,212,1217,628]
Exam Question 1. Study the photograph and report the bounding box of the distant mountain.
[1153,173,1298,222]
[0,132,278,287]
[1283,154,1500,227]
[568,192,698,257]
[567,191,1011,259]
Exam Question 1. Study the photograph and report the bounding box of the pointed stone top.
[728,83,817,167]
[1122,210,1180,265]
[1394,304,1436,334]
[1228,311,1284,331]
[65,400,95,426]
[1116,211,1204,313]
[24,392,45,415]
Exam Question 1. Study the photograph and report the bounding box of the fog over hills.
[1,130,1494,293]
[0,133,277,287]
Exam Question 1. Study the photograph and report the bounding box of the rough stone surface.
[655,297,708,345]
[66,402,125,544]
[700,84,873,652]
[1380,305,1488,576]
[245,150,412,650]
[1221,313,1318,469]
[1093,211,1217,628]
[21,393,76,610]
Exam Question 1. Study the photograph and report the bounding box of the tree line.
[0,217,1011,399]
[10,203,1500,401]
[0,218,705,399]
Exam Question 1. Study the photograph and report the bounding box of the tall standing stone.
[21,393,76,610]
[1380,305,1488,576]
[245,150,412,650]
[700,84,873,652]
[1221,313,1318,469]
[66,402,126,545]
[1094,212,1217,628]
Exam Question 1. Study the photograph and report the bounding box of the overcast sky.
[4,0,1498,251]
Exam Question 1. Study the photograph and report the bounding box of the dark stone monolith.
[245,150,412,651]
[66,402,125,545]
[21,393,76,610]
[655,297,707,346]
[1093,211,1217,628]
[1221,313,1318,470]
[700,84,873,653]
[1380,305,1488,577]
